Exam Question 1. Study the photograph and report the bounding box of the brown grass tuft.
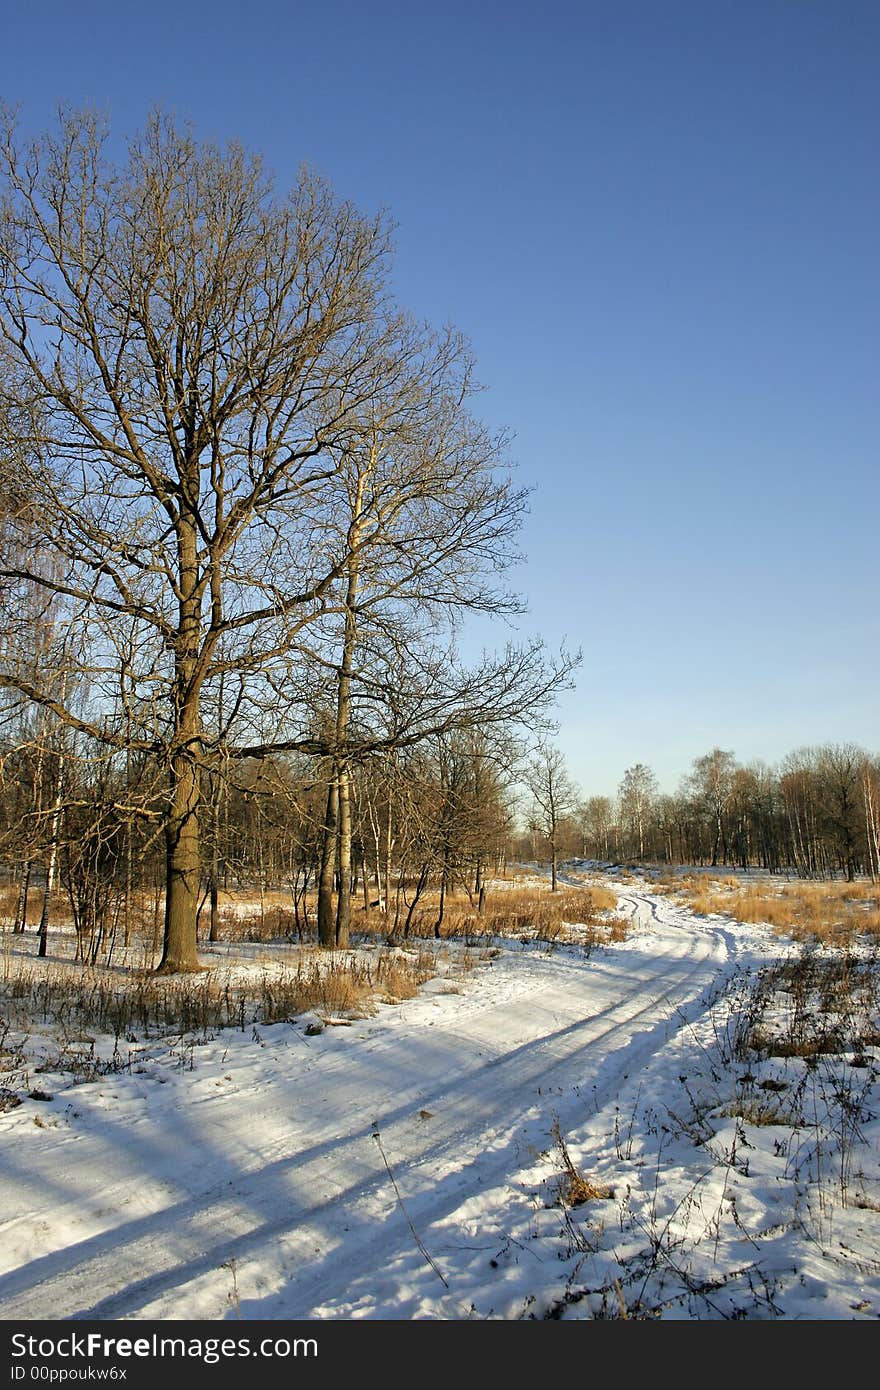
[552,1117,614,1207]
[718,1098,797,1127]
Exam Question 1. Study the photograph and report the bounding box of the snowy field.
[0,877,878,1320]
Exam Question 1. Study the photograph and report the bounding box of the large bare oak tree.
[0,109,575,970]
[0,109,399,970]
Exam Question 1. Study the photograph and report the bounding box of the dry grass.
[668,875,880,945]
[551,1117,614,1207]
[0,875,629,1060]
[203,881,632,953]
[0,875,629,955]
[209,904,301,942]
[0,882,69,928]
[215,888,299,911]
[0,946,438,1041]
[605,917,629,943]
[382,883,628,948]
[745,1030,845,1060]
[373,953,433,1003]
[583,883,619,913]
[734,948,880,1061]
[718,1097,797,1127]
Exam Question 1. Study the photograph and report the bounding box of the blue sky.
[3,1,877,796]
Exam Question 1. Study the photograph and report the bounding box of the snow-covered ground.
[0,879,877,1320]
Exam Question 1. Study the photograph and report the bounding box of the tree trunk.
[123,736,132,949]
[336,762,352,947]
[865,774,880,883]
[366,793,384,910]
[14,861,31,934]
[209,878,219,942]
[402,861,430,937]
[38,747,64,960]
[318,770,339,947]
[317,471,365,946]
[158,518,204,974]
[361,854,370,913]
[257,829,266,932]
[435,846,450,938]
[158,733,203,972]
[17,738,46,934]
[384,789,394,920]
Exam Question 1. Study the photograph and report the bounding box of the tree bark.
[158,518,204,974]
[158,732,203,972]
[14,861,31,934]
[335,762,352,947]
[38,745,64,959]
[318,771,339,947]
[318,471,365,947]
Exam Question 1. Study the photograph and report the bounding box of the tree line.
[0,723,521,957]
[5,728,875,975]
[523,744,880,881]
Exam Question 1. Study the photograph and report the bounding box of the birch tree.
[524,740,578,891]
[618,762,657,861]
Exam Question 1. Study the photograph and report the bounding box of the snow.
[0,878,877,1320]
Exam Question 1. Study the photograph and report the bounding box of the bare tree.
[524,740,578,891]
[863,755,880,884]
[779,751,824,877]
[0,110,579,968]
[618,762,657,862]
[688,748,737,867]
[579,795,616,862]
[307,315,573,947]
[0,109,407,970]
[816,742,864,881]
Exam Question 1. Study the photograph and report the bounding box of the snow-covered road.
[0,884,758,1320]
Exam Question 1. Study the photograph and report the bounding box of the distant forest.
[524,743,880,882]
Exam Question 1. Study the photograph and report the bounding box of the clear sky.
[2,0,877,796]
